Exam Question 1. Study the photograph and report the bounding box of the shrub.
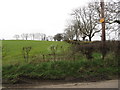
[22,46,32,62]
[70,41,120,60]
[73,43,94,60]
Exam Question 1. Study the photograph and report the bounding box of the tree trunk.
[82,36,86,41]
[88,36,92,41]
[26,37,27,40]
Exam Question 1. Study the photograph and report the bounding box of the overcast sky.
[0,0,117,40]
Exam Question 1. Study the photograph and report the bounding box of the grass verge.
[2,58,118,84]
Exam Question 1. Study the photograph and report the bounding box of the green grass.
[2,59,118,83]
[2,40,71,66]
[2,40,119,84]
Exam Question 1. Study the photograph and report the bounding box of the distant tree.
[30,33,35,40]
[31,33,47,40]
[54,34,63,41]
[40,34,46,40]
[48,36,53,41]
[34,33,41,40]
[43,34,46,40]
[13,34,20,40]
[21,33,29,40]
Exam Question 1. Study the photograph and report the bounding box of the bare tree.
[71,3,100,41]
[13,34,20,40]
[106,1,120,40]
[47,36,53,41]
[64,25,75,40]
[43,34,46,40]
[94,1,119,40]
[70,1,119,41]
[73,22,80,40]
[40,33,46,40]
[21,33,29,40]
[72,21,87,41]
[30,33,47,41]
[30,33,35,40]
[34,33,41,40]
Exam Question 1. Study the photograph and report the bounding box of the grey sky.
[0,0,90,40]
[0,0,118,40]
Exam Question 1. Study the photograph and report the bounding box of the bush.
[70,41,120,60]
[22,46,32,62]
[72,43,94,60]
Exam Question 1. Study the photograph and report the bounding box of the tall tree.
[72,3,100,41]
[69,1,119,41]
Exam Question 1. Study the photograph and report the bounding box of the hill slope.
[2,40,70,65]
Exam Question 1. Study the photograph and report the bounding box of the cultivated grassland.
[2,40,71,66]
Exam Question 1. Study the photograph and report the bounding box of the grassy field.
[2,40,71,66]
[2,40,119,84]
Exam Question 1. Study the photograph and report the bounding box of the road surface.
[3,79,119,89]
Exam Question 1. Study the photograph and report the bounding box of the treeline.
[13,33,66,41]
[13,33,54,41]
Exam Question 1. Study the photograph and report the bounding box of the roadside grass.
[2,58,118,84]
